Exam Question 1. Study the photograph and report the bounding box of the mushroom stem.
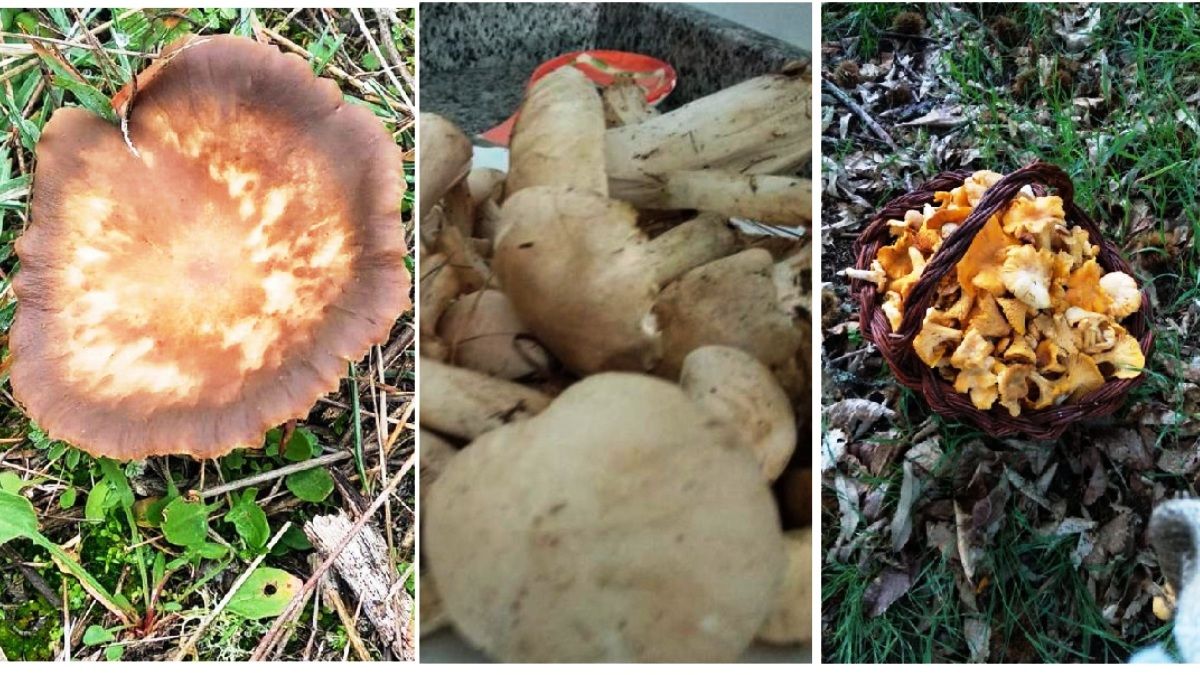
[606,66,811,190]
[419,250,462,360]
[419,113,473,220]
[643,213,736,287]
[506,66,608,199]
[602,76,657,127]
[613,171,812,226]
[419,358,552,441]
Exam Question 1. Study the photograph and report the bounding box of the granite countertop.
[420,1,809,136]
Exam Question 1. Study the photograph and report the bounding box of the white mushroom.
[425,373,785,662]
[679,345,796,482]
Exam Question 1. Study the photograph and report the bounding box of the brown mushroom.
[679,345,796,482]
[756,528,813,645]
[419,358,552,442]
[11,35,408,460]
[419,248,462,361]
[505,66,607,199]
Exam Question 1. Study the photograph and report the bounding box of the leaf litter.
[822,3,1200,663]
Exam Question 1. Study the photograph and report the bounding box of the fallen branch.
[192,450,352,499]
[249,455,416,661]
[822,79,898,151]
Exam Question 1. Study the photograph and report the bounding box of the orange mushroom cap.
[11,35,410,460]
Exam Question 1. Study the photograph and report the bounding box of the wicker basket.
[851,161,1154,439]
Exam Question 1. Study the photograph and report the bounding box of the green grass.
[0,8,415,662]
[823,2,1199,663]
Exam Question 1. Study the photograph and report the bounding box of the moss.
[0,596,62,661]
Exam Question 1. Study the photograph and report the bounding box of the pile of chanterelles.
[845,170,1145,416]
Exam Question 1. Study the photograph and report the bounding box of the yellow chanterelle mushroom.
[844,168,1147,417]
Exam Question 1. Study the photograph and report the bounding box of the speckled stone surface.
[419,2,810,135]
[598,4,807,107]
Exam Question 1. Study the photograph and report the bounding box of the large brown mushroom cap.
[11,35,409,460]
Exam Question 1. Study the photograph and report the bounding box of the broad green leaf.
[97,459,134,507]
[227,567,302,620]
[104,644,125,661]
[84,480,115,521]
[0,489,39,545]
[0,492,132,622]
[82,625,115,646]
[264,428,282,457]
[161,499,211,547]
[0,471,26,494]
[284,427,318,461]
[195,541,229,560]
[286,468,334,503]
[222,450,246,471]
[225,489,269,551]
[277,527,312,553]
[59,487,77,509]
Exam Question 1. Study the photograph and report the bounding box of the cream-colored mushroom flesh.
[679,345,797,482]
[493,186,661,373]
[757,529,813,645]
[654,248,802,378]
[11,35,408,459]
[425,373,785,662]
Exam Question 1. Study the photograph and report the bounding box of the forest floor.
[0,8,416,662]
[821,2,1199,663]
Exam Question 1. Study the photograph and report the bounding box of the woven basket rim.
[850,161,1155,440]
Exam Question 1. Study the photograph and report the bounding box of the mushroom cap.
[653,248,802,379]
[493,186,661,374]
[679,345,796,482]
[756,528,813,646]
[1000,244,1053,309]
[425,373,785,662]
[436,289,551,380]
[11,36,408,459]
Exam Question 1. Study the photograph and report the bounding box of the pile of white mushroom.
[419,62,812,662]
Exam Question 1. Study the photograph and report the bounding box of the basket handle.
[896,161,1079,344]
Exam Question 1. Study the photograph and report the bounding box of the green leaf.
[277,527,312,552]
[264,428,282,457]
[195,542,229,560]
[0,471,26,494]
[161,499,212,547]
[227,567,302,620]
[222,450,246,471]
[225,489,269,552]
[104,644,125,661]
[286,468,334,503]
[361,51,381,70]
[284,427,318,461]
[0,489,39,545]
[97,459,134,508]
[84,480,115,521]
[59,487,77,509]
[82,625,115,646]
